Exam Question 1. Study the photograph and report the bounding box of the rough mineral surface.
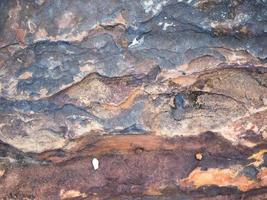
[0,0,267,199]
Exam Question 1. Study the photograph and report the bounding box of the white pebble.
[92,157,99,170]
[128,36,144,48]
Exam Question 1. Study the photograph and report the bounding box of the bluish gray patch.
[174,94,185,109]
[104,101,144,131]
[241,165,259,180]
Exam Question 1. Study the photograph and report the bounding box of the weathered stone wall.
[0,0,267,199]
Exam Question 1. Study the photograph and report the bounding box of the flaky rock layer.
[0,0,267,199]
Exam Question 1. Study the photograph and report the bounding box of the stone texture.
[0,0,267,199]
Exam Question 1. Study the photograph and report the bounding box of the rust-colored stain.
[15,28,26,44]
[179,167,256,191]
[35,134,222,163]
[2,133,267,199]
[102,87,143,110]
[1,1,267,199]
[35,135,178,163]
[90,135,175,153]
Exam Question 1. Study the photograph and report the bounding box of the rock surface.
[0,0,267,199]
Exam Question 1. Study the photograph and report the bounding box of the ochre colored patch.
[0,169,5,177]
[249,149,267,167]
[18,71,32,80]
[144,185,163,196]
[171,76,197,87]
[102,87,143,110]
[38,135,179,163]
[83,135,177,155]
[60,189,87,199]
[179,167,256,191]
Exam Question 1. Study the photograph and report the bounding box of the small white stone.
[128,36,144,48]
[92,157,99,170]
[162,22,173,30]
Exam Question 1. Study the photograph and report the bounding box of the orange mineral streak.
[144,185,163,196]
[179,167,256,192]
[171,75,198,87]
[36,135,187,163]
[78,135,177,155]
[102,87,143,110]
[180,162,267,192]
[249,149,267,167]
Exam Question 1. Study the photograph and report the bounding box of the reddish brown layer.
[1,132,267,199]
